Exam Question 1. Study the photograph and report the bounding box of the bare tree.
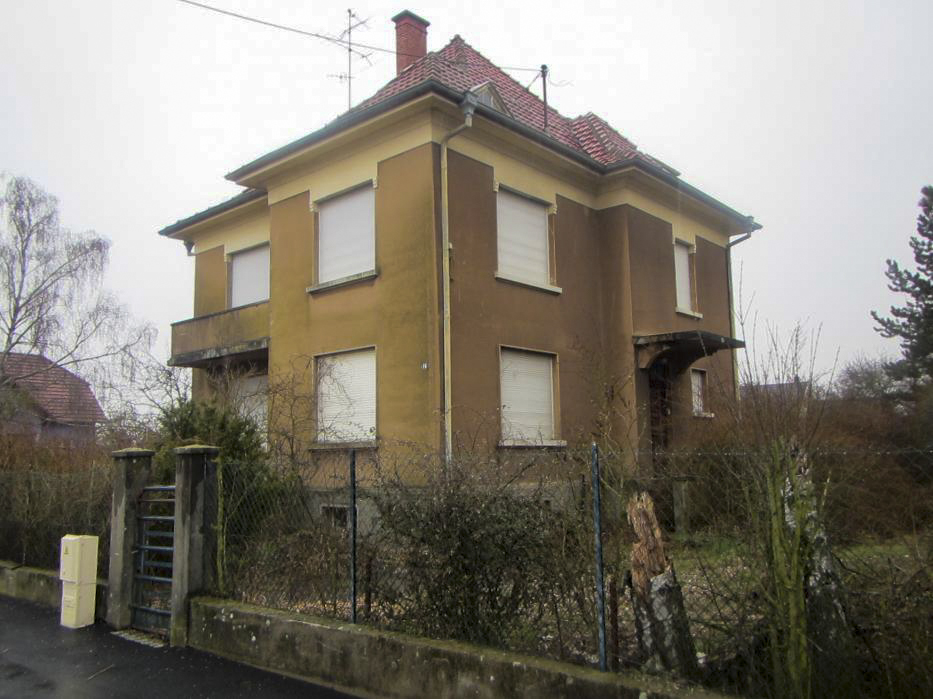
[0,175,147,415]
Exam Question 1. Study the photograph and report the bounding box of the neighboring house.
[160,11,759,464]
[0,353,106,443]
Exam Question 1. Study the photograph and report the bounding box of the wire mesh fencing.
[204,444,932,698]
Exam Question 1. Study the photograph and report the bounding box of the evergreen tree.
[872,186,933,386]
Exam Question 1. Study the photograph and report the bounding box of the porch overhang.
[634,330,744,371]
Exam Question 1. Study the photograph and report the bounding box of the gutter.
[439,92,478,464]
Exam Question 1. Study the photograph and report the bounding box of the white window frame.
[498,346,565,447]
[315,346,377,444]
[315,183,376,287]
[228,243,270,308]
[495,187,560,293]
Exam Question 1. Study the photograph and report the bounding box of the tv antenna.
[328,9,371,110]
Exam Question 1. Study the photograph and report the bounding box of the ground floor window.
[691,368,708,416]
[500,347,556,443]
[316,347,376,442]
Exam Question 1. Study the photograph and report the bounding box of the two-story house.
[160,11,759,468]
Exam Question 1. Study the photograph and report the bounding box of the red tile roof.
[357,35,676,173]
[1,353,106,425]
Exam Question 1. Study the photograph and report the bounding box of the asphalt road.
[0,596,355,698]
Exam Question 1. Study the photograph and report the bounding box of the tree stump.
[627,491,699,679]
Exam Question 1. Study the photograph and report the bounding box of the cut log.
[626,491,699,679]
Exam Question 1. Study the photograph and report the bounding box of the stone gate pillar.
[106,448,154,629]
[170,444,219,647]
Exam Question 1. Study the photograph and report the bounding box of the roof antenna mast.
[541,64,549,132]
[329,9,370,110]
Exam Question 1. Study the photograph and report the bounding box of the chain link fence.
[205,445,933,698]
[1,435,930,697]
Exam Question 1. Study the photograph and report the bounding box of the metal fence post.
[349,448,357,624]
[591,443,608,671]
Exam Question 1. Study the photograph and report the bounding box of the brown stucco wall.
[624,205,737,447]
[194,246,226,317]
[447,151,606,451]
[267,143,441,480]
[447,170,738,455]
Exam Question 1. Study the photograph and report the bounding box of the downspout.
[726,227,756,400]
[440,93,478,463]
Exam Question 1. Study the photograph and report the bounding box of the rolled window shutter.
[317,348,376,441]
[674,242,692,310]
[230,245,270,307]
[318,186,375,284]
[497,190,548,284]
[691,369,705,414]
[500,349,554,441]
[234,374,268,428]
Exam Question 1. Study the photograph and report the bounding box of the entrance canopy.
[634,330,744,371]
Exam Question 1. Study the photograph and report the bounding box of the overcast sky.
[2,0,931,381]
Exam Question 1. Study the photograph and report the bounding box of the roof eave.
[225,80,462,184]
[606,158,762,233]
[158,188,267,239]
[223,80,760,233]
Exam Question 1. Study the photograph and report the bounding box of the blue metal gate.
[130,484,175,634]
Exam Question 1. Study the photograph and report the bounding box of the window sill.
[692,412,715,420]
[676,307,704,320]
[307,269,378,294]
[494,273,562,295]
[498,439,568,449]
[309,440,379,452]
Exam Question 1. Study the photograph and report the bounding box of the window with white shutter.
[674,241,694,311]
[316,348,376,442]
[317,185,375,284]
[500,348,555,442]
[233,373,268,429]
[496,189,549,286]
[691,369,707,416]
[229,244,269,308]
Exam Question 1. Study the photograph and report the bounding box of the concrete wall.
[188,596,725,699]
[0,560,108,621]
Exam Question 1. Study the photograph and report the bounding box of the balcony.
[169,301,269,368]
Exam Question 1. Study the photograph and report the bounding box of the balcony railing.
[169,301,269,368]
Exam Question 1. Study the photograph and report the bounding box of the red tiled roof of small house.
[1,353,106,425]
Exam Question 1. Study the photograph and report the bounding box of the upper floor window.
[674,240,696,313]
[229,244,269,308]
[317,184,375,285]
[496,189,550,287]
[500,347,556,443]
[316,347,376,442]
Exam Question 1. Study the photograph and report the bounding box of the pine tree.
[872,186,933,386]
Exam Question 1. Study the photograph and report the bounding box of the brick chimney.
[392,10,429,75]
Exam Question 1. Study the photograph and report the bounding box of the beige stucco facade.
[165,98,751,466]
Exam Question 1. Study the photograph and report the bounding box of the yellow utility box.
[59,534,99,628]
